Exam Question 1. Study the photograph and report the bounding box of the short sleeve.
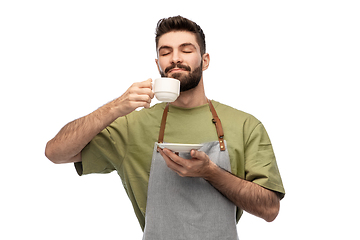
[74,116,128,176]
[244,123,285,199]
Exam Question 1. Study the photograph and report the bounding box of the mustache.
[164,63,191,74]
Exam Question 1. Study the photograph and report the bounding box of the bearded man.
[45,16,285,240]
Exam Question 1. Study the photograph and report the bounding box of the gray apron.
[142,100,239,240]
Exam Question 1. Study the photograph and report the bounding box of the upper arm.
[69,152,82,163]
[77,117,128,176]
[244,122,285,199]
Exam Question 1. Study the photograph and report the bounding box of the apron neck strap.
[157,100,225,151]
[208,99,226,151]
[158,103,170,145]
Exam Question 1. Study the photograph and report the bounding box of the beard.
[160,62,203,92]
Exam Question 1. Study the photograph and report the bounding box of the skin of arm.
[158,148,280,222]
[45,79,154,164]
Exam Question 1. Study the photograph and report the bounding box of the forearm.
[45,79,154,164]
[204,163,280,222]
[45,101,119,163]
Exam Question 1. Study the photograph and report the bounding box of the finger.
[163,149,182,164]
[134,78,152,89]
[130,83,154,99]
[126,101,150,110]
[159,148,183,170]
[158,148,171,161]
[134,87,154,99]
[163,149,193,169]
[162,148,189,168]
[134,101,151,109]
[128,93,152,103]
[161,148,178,163]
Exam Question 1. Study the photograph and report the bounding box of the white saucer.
[156,143,204,152]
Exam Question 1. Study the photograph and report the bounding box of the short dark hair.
[155,16,206,55]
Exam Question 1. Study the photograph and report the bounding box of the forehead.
[157,31,199,50]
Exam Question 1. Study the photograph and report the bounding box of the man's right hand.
[114,78,154,118]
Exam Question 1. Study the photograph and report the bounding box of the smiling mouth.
[165,64,191,74]
[169,68,187,73]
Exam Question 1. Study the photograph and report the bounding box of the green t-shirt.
[75,100,285,230]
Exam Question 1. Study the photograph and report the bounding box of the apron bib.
[143,100,239,240]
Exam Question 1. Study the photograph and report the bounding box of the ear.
[155,58,161,74]
[202,53,210,71]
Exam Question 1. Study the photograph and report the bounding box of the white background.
[1,0,359,239]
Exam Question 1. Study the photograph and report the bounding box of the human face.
[156,31,209,92]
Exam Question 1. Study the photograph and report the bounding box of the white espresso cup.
[153,78,180,102]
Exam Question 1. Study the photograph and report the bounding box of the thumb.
[191,149,202,159]
[190,150,196,158]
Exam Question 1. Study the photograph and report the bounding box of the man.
[45,16,285,239]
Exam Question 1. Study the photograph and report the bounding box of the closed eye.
[158,46,172,57]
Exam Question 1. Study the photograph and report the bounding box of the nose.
[171,50,182,64]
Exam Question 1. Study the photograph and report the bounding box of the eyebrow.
[158,45,172,52]
[179,43,197,49]
[158,42,197,52]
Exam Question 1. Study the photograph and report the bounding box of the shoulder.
[111,103,167,127]
[128,102,167,119]
[211,100,264,142]
[212,100,261,126]
[108,103,167,143]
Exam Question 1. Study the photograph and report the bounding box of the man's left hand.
[158,148,216,178]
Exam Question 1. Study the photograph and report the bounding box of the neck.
[170,78,207,108]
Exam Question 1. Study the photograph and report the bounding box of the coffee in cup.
[153,78,180,102]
